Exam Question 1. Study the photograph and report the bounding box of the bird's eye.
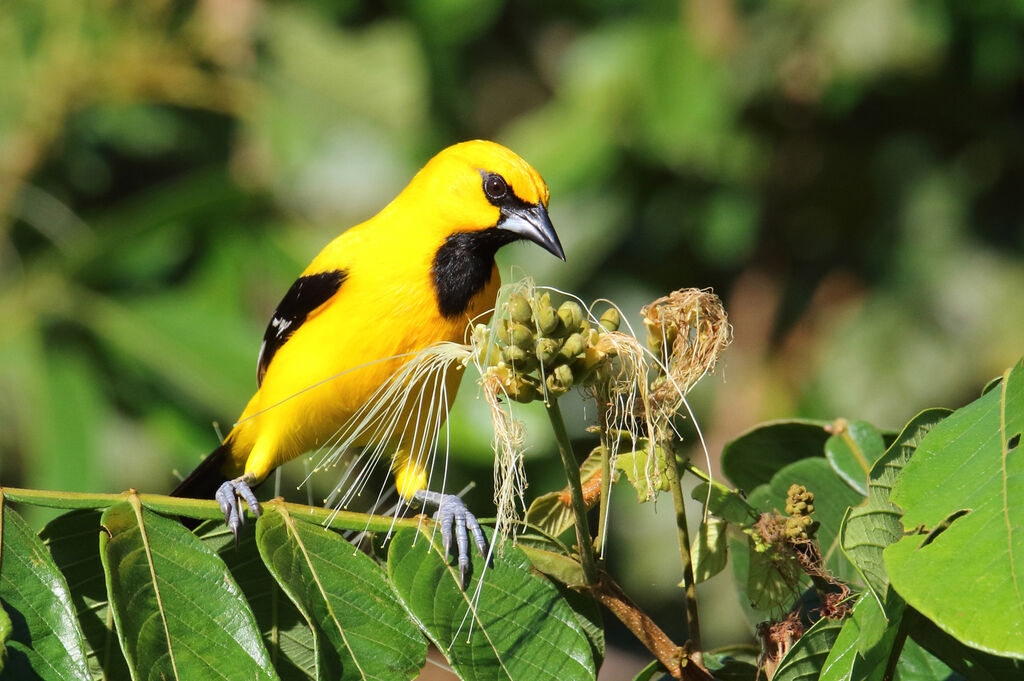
[483,173,508,200]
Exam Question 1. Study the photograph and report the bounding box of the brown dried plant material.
[757,614,804,680]
[641,288,732,409]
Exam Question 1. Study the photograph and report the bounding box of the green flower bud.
[599,308,621,332]
[510,322,534,349]
[534,293,559,336]
[545,368,571,397]
[508,379,540,403]
[557,301,583,332]
[496,319,512,345]
[508,293,533,326]
[560,332,586,360]
[503,344,529,364]
[536,337,560,368]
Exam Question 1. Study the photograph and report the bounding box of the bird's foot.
[215,476,261,540]
[413,490,489,587]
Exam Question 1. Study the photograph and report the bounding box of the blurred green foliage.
[1,0,1023,655]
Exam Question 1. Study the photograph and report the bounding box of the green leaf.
[840,409,949,604]
[819,589,904,681]
[39,510,130,681]
[199,520,333,681]
[825,420,886,496]
[772,616,844,681]
[692,481,760,525]
[691,516,728,583]
[893,637,959,681]
[721,420,830,493]
[743,536,804,613]
[99,500,278,680]
[905,612,1022,681]
[0,600,9,673]
[254,502,425,681]
[387,528,596,681]
[884,357,1024,659]
[0,502,91,681]
[526,449,603,537]
[703,648,760,680]
[614,440,671,501]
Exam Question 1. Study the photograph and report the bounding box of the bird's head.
[406,140,565,261]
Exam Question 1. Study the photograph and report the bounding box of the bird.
[172,140,564,577]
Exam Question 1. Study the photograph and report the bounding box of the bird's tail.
[172,439,232,501]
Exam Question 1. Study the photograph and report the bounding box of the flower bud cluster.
[784,484,816,540]
[474,292,622,402]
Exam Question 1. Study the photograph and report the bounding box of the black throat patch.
[257,269,348,386]
[432,228,518,318]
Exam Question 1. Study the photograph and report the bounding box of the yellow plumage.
[173,140,562,563]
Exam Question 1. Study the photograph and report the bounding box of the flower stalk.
[545,398,600,586]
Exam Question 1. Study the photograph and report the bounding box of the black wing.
[257,269,348,386]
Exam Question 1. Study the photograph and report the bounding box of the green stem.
[545,398,600,586]
[595,402,612,554]
[0,486,425,534]
[663,445,703,664]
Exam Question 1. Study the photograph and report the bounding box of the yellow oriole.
[172,140,563,574]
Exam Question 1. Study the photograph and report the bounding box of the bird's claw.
[413,490,489,588]
[215,476,261,541]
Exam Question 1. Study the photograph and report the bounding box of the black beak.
[499,203,565,261]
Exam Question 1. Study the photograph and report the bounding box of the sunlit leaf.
[99,500,277,680]
[388,528,596,681]
[839,409,949,604]
[255,502,425,681]
[0,503,91,681]
[885,357,1024,659]
[39,510,130,681]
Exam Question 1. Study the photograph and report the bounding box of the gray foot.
[215,476,261,540]
[413,490,489,587]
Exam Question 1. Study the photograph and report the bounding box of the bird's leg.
[215,475,261,540]
[413,490,489,587]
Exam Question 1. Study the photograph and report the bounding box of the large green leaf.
[39,510,130,680]
[199,520,333,681]
[906,611,1023,681]
[721,420,830,493]
[884,358,1024,659]
[387,528,596,681]
[0,503,91,681]
[254,503,425,681]
[99,499,278,680]
[840,409,949,604]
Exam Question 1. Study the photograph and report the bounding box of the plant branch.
[592,577,712,681]
[545,398,600,586]
[663,443,703,665]
[0,486,426,534]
